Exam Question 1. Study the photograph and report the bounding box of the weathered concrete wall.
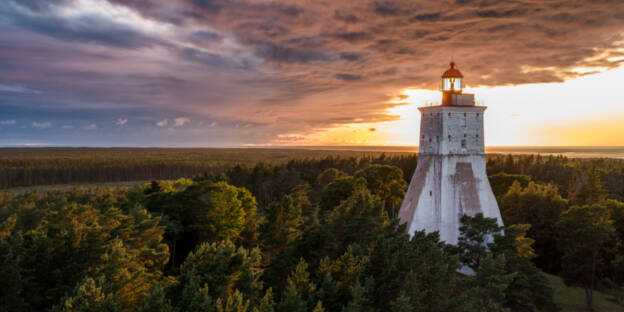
[400,104,502,245]
[419,106,486,156]
[398,154,502,244]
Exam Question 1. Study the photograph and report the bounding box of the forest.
[0,148,398,189]
[2,152,624,311]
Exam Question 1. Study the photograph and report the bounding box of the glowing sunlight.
[314,65,624,147]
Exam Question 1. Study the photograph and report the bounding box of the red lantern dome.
[441,62,464,93]
[442,62,463,78]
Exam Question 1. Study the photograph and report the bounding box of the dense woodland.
[2,152,624,311]
[0,148,400,189]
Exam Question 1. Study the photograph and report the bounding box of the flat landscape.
[3,146,624,190]
[0,147,405,189]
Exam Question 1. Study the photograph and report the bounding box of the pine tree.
[469,254,514,312]
[216,290,250,312]
[174,240,264,308]
[556,204,615,311]
[57,277,119,312]
[139,286,173,312]
[312,301,325,312]
[388,293,412,312]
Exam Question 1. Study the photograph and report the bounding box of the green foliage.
[216,290,251,312]
[261,194,305,260]
[0,216,25,312]
[567,166,607,206]
[58,277,119,312]
[488,172,531,199]
[455,213,502,269]
[91,239,170,310]
[0,148,399,189]
[320,177,367,212]
[5,152,624,311]
[286,259,316,296]
[556,204,616,311]
[364,222,461,311]
[143,180,258,267]
[174,240,264,307]
[499,181,568,272]
[354,165,407,218]
[181,181,257,242]
[316,168,347,190]
[312,301,325,312]
[456,214,560,312]
[604,199,624,252]
[139,286,173,312]
[470,254,514,312]
[388,293,412,312]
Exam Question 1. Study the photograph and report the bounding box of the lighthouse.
[398,62,503,245]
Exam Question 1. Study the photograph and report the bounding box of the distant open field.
[547,274,624,311]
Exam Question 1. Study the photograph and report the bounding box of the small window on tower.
[464,113,466,117]
[461,139,467,148]
[422,135,425,139]
[477,113,480,117]
[464,133,467,137]
[429,138,432,142]
[429,191,432,196]
[476,134,479,137]
[448,112,451,117]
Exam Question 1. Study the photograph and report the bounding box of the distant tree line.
[0,148,399,189]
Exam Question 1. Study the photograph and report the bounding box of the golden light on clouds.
[289,65,624,147]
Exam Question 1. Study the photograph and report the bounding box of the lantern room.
[440,62,475,106]
[441,62,463,93]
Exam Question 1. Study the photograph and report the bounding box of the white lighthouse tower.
[398,62,503,245]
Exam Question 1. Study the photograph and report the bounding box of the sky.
[0,0,623,147]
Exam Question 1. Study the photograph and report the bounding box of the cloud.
[22,142,48,147]
[0,120,16,125]
[62,125,74,129]
[0,84,39,93]
[115,118,128,126]
[82,123,97,130]
[334,73,363,82]
[173,117,191,127]
[1,0,624,146]
[156,119,168,127]
[32,121,52,128]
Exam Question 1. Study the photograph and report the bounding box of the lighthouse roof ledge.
[418,105,487,111]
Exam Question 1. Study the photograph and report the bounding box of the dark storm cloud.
[252,40,334,63]
[1,1,160,49]
[335,73,364,82]
[14,0,74,12]
[18,15,158,48]
[2,0,624,145]
[189,30,223,44]
[127,0,623,86]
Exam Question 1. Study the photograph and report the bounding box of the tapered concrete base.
[398,154,503,245]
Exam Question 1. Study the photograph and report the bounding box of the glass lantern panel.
[453,78,463,91]
[442,78,452,91]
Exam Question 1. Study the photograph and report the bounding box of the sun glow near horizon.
[293,65,624,147]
